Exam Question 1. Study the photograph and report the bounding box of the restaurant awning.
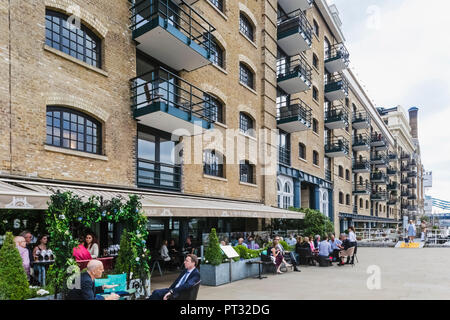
[0,178,304,220]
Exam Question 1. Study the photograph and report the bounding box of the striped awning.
[0,178,304,220]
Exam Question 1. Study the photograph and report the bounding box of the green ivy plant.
[45,191,151,297]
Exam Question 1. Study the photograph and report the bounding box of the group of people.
[13,230,50,285]
[268,226,358,273]
[158,237,196,269]
[73,232,99,261]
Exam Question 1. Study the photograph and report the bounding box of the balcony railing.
[352,133,371,151]
[388,198,398,205]
[387,182,398,191]
[324,73,349,101]
[137,158,182,191]
[277,98,312,132]
[353,183,371,194]
[388,153,398,161]
[277,55,312,94]
[325,44,350,73]
[324,106,349,129]
[352,111,371,129]
[408,183,417,189]
[401,152,410,160]
[387,167,397,175]
[407,171,417,178]
[277,8,313,54]
[325,137,350,157]
[370,153,388,166]
[408,194,417,200]
[278,0,313,14]
[370,172,387,183]
[325,169,332,182]
[131,0,215,71]
[278,147,291,166]
[131,67,215,133]
[408,205,418,211]
[352,159,370,172]
[371,133,387,148]
[371,191,387,202]
[401,190,410,197]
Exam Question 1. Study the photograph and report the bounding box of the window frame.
[313,150,319,166]
[240,160,255,184]
[239,63,254,89]
[46,106,102,155]
[204,93,224,124]
[299,143,306,160]
[45,9,102,68]
[239,112,254,136]
[209,0,224,12]
[239,13,254,41]
[313,86,319,101]
[203,149,225,178]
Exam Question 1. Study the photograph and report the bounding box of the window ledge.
[206,0,228,21]
[298,157,308,164]
[239,131,257,141]
[240,181,258,188]
[214,121,228,129]
[203,174,228,182]
[313,164,321,169]
[212,63,228,75]
[44,145,108,161]
[44,45,108,77]
[312,131,320,138]
[239,81,257,95]
[239,31,258,49]
[312,98,320,106]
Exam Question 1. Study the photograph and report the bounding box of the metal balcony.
[387,182,398,191]
[277,99,312,133]
[278,147,291,166]
[137,158,181,191]
[352,111,371,130]
[371,134,388,150]
[408,171,417,178]
[408,194,417,200]
[325,137,350,157]
[325,73,349,101]
[387,198,398,205]
[408,183,417,189]
[131,0,215,71]
[277,9,313,55]
[324,105,349,130]
[278,0,313,14]
[352,134,371,151]
[325,44,350,73]
[352,159,370,173]
[388,153,398,162]
[387,167,397,176]
[371,153,388,168]
[370,172,387,184]
[353,183,371,195]
[401,190,410,197]
[401,152,410,160]
[408,205,418,212]
[277,55,312,94]
[401,178,409,184]
[371,191,387,202]
[131,67,214,136]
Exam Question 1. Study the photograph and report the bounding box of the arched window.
[366,200,369,209]
[299,143,306,160]
[338,166,344,178]
[313,19,319,37]
[312,53,319,69]
[239,13,254,41]
[239,112,254,136]
[239,63,254,89]
[359,176,363,185]
[360,198,363,208]
[277,181,281,208]
[209,0,224,12]
[324,36,331,60]
[209,35,225,68]
[46,106,101,154]
[283,183,293,209]
[313,150,319,166]
[204,93,224,124]
[339,192,344,204]
[346,169,350,181]
[313,86,319,101]
[240,160,255,184]
[346,194,350,205]
[45,9,102,68]
[313,118,319,133]
[203,149,224,178]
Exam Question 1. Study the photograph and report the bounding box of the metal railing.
[278,146,291,166]
[400,152,410,160]
[277,8,313,44]
[387,166,397,175]
[371,133,387,145]
[137,158,182,190]
[131,67,215,123]
[371,171,387,182]
[353,182,371,193]
[325,43,350,64]
[353,133,371,147]
[325,137,350,154]
[352,110,371,125]
[371,191,388,201]
[131,0,215,55]
[277,54,312,84]
[325,73,349,93]
[408,171,417,178]
[371,153,388,163]
[277,98,312,126]
[352,158,370,171]
[387,182,398,190]
[325,169,332,181]
[388,153,398,161]
[324,106,349,124]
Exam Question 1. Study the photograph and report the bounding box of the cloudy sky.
[328,0,450,206]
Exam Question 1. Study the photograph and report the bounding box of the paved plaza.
[151,248,450,300]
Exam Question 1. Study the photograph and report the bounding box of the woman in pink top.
[73,236,92,261]
[14,236,30,279]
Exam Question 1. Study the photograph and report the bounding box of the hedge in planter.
[114,229,137,287]
[0,232,31,300]
[204,228,223,266]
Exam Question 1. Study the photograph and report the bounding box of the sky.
[327,0,450,204]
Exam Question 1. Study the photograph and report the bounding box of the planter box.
[28,293,63,300]
[200,258,261,286]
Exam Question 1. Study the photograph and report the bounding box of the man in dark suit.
[148,254,200,300]
[67,260,120,300]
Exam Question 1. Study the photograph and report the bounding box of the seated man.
[338,234,355,266]
[67,260,119,300]
[236,237,248,248]
[148,254,200,300]
[317,235,332,264]
[329,234,342,262]
[183,237,195,255]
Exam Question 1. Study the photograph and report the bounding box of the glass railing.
[131,0,215,55]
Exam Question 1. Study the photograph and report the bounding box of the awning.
[0,178,304,220]
[339,212,400,224]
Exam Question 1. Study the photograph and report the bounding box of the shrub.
[0,232,31,300]
[204,228,223,266]
[114,229,137,287]
[301,208,334,238]
[233,245,262,261]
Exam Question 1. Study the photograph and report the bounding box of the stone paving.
[151,248,450,300]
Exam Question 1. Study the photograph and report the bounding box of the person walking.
[407,220,416,244]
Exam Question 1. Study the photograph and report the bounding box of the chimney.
[408,107,419,138]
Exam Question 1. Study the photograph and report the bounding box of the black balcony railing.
[325,73,349,95]
[388,198,398,205]
[401,190,410,197]
[324,106,349,125]
[371,153,388,164]
[277,54,312,84]
[131,0,215,55]
[387,182,398,190]
[408,183,417,189]
[278,146,291,166]
[277,8,313,44]
[401,178,409,184]
[371,133,387,145]
[131,67,215,123]
[137,158,182,190]
[371,191,387,201]
[353,183,371,194]
[407,171,417,178]
[408,205,418,211]
[325,169,332,181]
[408,194,417,200]
[352,159,370,171]
[388,153,398,161]
[325,137,350,155]
[277,98,312,126]
[325,44,350,64]
[401,152,410,160]
[387,167,397,175]
[371,172,387,182]
[352,111,371,126]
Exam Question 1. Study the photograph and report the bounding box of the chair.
[172,281,201,300]
[296,247,315,266]
[260,252,276,274]
[318,256,332,267]
[150,254,164,277]
[107,273,127,292]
